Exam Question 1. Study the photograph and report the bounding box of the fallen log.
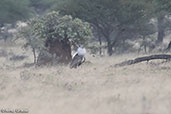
[114,54,171,67]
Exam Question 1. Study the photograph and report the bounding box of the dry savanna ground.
[0,40,171,114]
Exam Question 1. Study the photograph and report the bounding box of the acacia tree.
[154,0,171,44]
[146,0,171,44]
[55,0,155,55]
[19,11,92,65]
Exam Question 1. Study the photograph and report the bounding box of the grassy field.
[0,41,171,114]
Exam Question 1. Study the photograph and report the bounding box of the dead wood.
[114,54,171,67]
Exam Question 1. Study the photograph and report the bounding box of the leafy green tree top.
[19,11,92,64]
[30,11,92,48]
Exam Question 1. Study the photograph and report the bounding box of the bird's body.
[70,46,86,68]
[77,47,86,56]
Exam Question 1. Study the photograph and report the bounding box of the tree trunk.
[60,40,72,63]
[107,42,113,56]
[105,28,124,56]
[32,48,36,64]
[98,37,102,55]
[157,16,165,44]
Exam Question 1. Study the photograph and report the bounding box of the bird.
[70,46,86,68]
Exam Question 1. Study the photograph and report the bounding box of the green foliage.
[17,22,45,51]
[29,0,57,14]
[0,0,32,24]
[152,0,171,17]
[30,11,92,48]
[54,0,156,55]
[119,0,156,38]
[19,11,92,53]
[147,0,171,43]
[2,0,171,55]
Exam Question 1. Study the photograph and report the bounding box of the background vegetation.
[1,0,171,64]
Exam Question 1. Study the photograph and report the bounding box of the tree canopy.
[0,0,32,25]
[54,0,156,55]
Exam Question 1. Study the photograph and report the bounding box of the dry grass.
[0,41,171,114]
